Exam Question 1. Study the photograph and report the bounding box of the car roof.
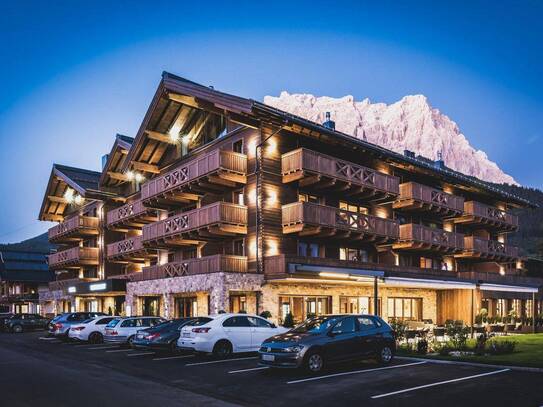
[209,313,262,318]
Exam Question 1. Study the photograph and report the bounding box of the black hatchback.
[259,314,395,373]
[5,313,50,333]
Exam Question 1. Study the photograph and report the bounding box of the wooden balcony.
[141,149,247,208]
[106,199,161,231]
[393,182,464,217]
[48,247,99,270]
[393,224,464,254]
[281,148,399,201]
[128,255,247,281]
[106,235,155,263]
[456,236,519,261]
[454,201,519,232]
[142,202,247,247]
[282,202,398,243]
[48,215,99,243]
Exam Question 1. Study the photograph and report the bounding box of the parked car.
[0,313,14,332]
[48,312,106,338]
[258,314,395,373]
[177,313,288,357]
[68,316,120,343]
[132,317,212,352]
[104,316,166,346]
[5,313,49,333]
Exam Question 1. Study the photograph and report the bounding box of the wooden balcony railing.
[141,149,247,206]
[282,202,398,242]
[106,235,151,261]
[394,182,464,216]
[394,224,464,253]
[106,199,159,230]
[458,236,519,260]
[48,215,99,243]
[128,255,247,281]
[47,247,99,269]
[142,202,247,245]
[282,148,399,199]
[454,201,519,231]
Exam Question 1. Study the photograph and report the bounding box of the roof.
[99,134,135,187]
[0,249,53,283]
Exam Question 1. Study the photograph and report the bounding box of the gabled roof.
[99,134,134,187]
[38,164,117,222]
[0,249,53,283]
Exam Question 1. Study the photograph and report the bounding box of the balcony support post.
[373,277,379,317]
[470,289,475,338]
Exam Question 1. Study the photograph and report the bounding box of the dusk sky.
[0,1,542,243]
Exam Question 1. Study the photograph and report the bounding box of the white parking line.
[287,361,427,385]
[228,366,269,374]
[106,349,133,353]
[87,346,119,350]
[371,368,510,399]
[127,352,155,357]
[185,357,258,367]
[152,355,195,361]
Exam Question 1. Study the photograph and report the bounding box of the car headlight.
[283,345,304,353]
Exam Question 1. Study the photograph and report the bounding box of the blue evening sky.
[0,1,541,242]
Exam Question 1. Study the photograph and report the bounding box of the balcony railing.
[282,148,399,199]
[106,199,159,230]
[143,202,247,244]
[282,202,398,241]
[454,201,519,231]
[141,149,247,206]
[394,224,464,253]
[48,247,99,269]
[459,236,519,260]
[128,255,247,281]
[48,215,99,243]
[394,182,464,216]
[106,235,152,261]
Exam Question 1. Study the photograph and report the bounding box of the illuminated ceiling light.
[134,173,145,183]
[73,195,84,205]
[169,132,180,143]
[63,188,75,204]
[181,134,190,145]
[126,170,135,181]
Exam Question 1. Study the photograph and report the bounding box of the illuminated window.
[298,193,321,204]
[387,297,422,321]
[278,295,331,323]
[340,247,369,262]
[339,201,368,214]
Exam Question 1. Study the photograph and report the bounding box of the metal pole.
[470,289,475,338]
[533,292,536,334]
[373,277,379,316]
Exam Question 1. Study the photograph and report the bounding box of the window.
[229,295,247,313]
[298,193,321,204]
[233,239,245,256]
[357,316,376,330]
[339,201,368,214]
[420,257,442,270]
[233,139,243,153]
[496,299,507,317]
[525,300,533,318]
[331,317,356,334]
[387,298,422,321]
[175,297,198,318]
[298,242,319,257]
[249,317,273,328]
[121,319,136,328]
[340,248,369,262]
[223,316,251,327]
[278,295,331,324]
[96,318,114,325]
[233,190,245,206]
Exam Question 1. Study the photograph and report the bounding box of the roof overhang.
[479,283,539,293]
[65,278,127,296]
[99,134,134,187]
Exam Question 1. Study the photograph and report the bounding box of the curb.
[397,356,543,373]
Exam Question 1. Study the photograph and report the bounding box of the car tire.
[212,340,233,358]
[12,325,23,334]
[127,335,136,348]
[378,345,394,365]
[305,351,325,374]
[169,340,177,354]
[89,332,103,344]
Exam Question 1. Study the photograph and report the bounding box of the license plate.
[262,354,274,362]
[182,332,191,338]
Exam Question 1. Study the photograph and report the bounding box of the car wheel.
[305,351,324,374]
[212,340,233,358]
[89,332,103,344]
[127,335,135,348]
[378,346,394,364]
[169,341,177,354]
[12,325,23,334]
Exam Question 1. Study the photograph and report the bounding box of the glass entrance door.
[175,297,197,318]
[142,297,161,317]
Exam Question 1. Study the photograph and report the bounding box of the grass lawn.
[398,333,543,368]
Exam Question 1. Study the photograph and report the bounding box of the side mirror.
[270,323,277,329]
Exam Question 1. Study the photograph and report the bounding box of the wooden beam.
[43,214,64,222]
[145,130,174,144]
[132,161,160,174]
[107,171,130,181]
[47,195,67,204]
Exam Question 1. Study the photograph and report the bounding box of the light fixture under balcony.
[64,188,83,206]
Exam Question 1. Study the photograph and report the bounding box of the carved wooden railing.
[143,202,247,242]
[106,235,145,258]
[48,215,99,241]
[399,224,464,250]
[397,182,464,213]
[462,201,519,229]
[107,199,152,227]
[282,202,398,239]
[128,255,248,281]
[281,148,399,194]
[47,247,99,269]
[464,236,519,258]
[141,149,247,202]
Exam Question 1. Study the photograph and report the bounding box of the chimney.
[404,150,416,158]
[101,154,109,170]
[435,151,445,169]
[323,112,335,130]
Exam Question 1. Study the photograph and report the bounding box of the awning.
[66,279,127,296]
[383,277,476,290]
[288,263,384,279]
[479,283,539,293]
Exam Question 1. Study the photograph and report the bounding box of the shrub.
[474,333,489,355]
[437,343,454,356]
[389,319,408,342]
[259,310,272,319]
[445,320,470,350]
[416,339,428,355]
[282,312,295,328]
[487,340,516,355]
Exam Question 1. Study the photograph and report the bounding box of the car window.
[121,319,136,328]
[331,317,356,334]
[96,317,113,325]
[357,316,376,330]
[291,317,339,334]
[185,317,212,327]
[223,316,251,327]
[249,317,273,328]
[106,319,120,328]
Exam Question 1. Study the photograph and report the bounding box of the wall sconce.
[266,137,277,155]
[247,188,257,205]
[267,189,277,207]
[266,239,278,256]
[247,139,257,158]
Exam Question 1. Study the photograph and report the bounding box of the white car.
[177,313,288,356]
[68,316,120,343]
[104,316,166,346]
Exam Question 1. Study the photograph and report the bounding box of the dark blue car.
[259,314,395,373]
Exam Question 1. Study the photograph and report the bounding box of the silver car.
[48,312,106,338]
[104,316,166,346]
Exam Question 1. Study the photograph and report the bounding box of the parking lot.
[0,331,542,407]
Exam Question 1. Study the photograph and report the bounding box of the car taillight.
[54,323,63,330]
[148,333,160,340]
[192,327,211,333]
[109,330,118,335]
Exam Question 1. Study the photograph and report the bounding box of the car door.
[325,316,359,362]
[222,316,252,351]
[248,316,277,350]
[356,316,380,356]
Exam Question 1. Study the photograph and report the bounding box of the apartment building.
[38,72,543,327]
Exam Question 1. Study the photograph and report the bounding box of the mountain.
[0,232,55,253]
[264,92,517,185]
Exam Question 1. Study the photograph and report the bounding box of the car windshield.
[51,314,65,323]
[291,317,340,334]
[106,319,120,328]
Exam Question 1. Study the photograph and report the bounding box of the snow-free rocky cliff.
[264,92,517,185]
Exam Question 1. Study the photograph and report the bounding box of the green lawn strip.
[397,333,543,369]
